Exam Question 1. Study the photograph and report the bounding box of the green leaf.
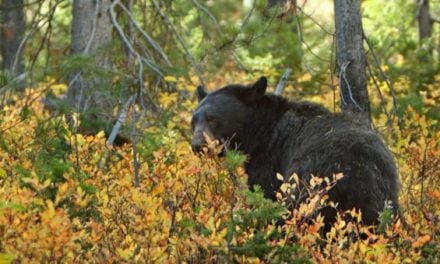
[0,253,15,264]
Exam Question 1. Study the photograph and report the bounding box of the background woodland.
[0,0,439,262]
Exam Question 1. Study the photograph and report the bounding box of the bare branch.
[12,0,63,75]
[192,0,223,37]
[294,12,331,63]
[297,7,334,36]
[109,0,163,77]
[106,94,136,146]
[151,0,205,85]
[116,1,172,66]
[330,33,337,112]
[110,0,159,113]
[363,32,401,128]
[84,0,100,54]
[366,60,392,125]
[275,68,292,95]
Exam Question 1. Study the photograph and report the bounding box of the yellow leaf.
[280,183,290,194]
[96,130,106,139]
[289,173,300,185]
[206,216,215,231]
[185,84,196,92]
[412,235,431,248]
[152,184,165,196]
[276,173,284,181]
[164,76,177,82]
[159,92,178,109]
[44,200,56,220]
[43,179,51,188]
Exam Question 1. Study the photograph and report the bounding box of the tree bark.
[416,0,432,41]
[67,0,113,132]
[334,0,370,123]
[1,0,25,89]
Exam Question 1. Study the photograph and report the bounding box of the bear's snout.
[191,125,215,153]
[191,137,205,152]
[191,126,208,152]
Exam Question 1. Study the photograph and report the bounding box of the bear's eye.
[205,115,217,125]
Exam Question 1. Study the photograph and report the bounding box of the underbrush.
[0,80,438,263]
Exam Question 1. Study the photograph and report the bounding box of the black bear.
[191,76,399,228]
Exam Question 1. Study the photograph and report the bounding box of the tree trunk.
[416,0,432,41]
[67,0,113,133]
[1,0,25,89]
[334,0,370,123]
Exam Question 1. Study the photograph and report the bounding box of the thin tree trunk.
[1,0,25,90]
[334,0,370,123]
[67,0,113,132]
[416,0,432,41]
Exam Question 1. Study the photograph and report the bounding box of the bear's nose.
[191,138,207,152]
[191,142,203,152]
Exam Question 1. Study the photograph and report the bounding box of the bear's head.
[191,76,268,152]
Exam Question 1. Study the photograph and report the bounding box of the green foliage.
[376,201,395,234]
[33,118,71,181]
[224,187,308,262]
[225,150,247,171]
[240,186,288,228]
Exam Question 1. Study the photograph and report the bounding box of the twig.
[363,31,401,128]
[240,0,256,33]
[192,0,223,37]
[330,33,337,113]
[151,0,205,85]
[131,105,141,187]
[109,0,163,77]
[12,0,63,76]
[84,0,100,54]
[275,68,292,95]
[366,60,392,125]
[294,12,330,63]
[297,6,334,36]
[116,1,172,66]
[109,0,159,111]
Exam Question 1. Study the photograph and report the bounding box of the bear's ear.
[196,85,207,101]
[243,76,267,101]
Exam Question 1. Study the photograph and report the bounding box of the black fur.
[191,77,399,228]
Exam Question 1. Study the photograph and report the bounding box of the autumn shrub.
[0,77,439,263]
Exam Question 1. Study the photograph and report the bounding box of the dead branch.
[363,32,401,128]
[275,68,292,95]
[151,0,205,85]
[106,94,136,146]
[116,1,172,67]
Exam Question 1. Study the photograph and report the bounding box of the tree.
[416,0,432,41]
[67,0,114,133]
[334,0,370,123]
[1,0,25,90]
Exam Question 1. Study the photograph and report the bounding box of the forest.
[0,0,439,262]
